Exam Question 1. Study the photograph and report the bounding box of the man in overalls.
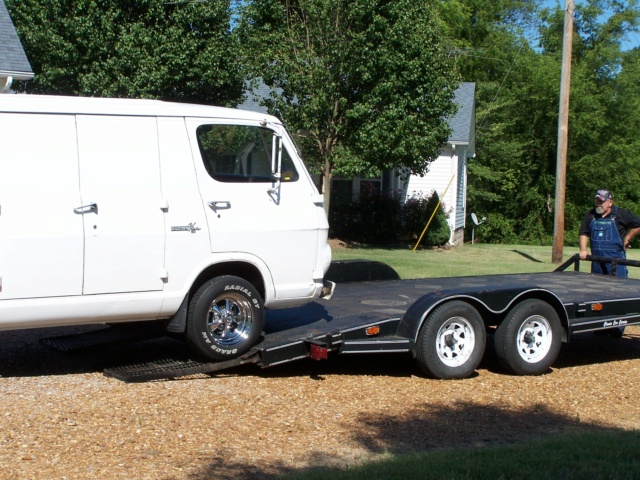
[579,189,640,336]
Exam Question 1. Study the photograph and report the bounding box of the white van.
[0,95,332,360]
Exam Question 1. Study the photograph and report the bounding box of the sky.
[541,0,640,51]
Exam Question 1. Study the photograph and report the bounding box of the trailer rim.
[515,314,553,363]
[435,316,476,367]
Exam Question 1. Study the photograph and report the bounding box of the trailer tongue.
[43,255,640,382]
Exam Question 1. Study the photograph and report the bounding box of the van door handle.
[207,201,231,211]
[73,203,97,214]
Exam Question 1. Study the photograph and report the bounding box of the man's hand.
[579,250,588,260]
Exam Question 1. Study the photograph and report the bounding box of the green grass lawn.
[331,243,640,279]
[281,430,640,480]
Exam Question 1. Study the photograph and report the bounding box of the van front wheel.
[186,276,264,361]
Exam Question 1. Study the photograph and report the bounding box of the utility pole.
[552,0,574,264]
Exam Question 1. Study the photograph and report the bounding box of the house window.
[332,178,354,203]
[359,179,381,199]
[331,176,384,203]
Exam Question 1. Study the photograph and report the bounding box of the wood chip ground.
[1,325,639,479]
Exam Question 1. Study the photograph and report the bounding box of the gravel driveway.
[1,324,639,480]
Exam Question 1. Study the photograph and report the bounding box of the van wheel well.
[167,262,266,334]
[191,262,265,301]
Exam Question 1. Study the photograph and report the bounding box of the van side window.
[196,125,299,183]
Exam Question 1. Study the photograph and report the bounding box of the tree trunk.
[322,161,332,219]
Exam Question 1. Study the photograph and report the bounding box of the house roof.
[446,82,475,145]
[239,80,278,114]
[0,0,34,80]
[240,80,476,145]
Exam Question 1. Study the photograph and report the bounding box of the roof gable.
[446,82,475,144]
[0,0,33,79]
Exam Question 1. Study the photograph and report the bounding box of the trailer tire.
[415,301,486,380]
[495,299,561,376]
[186,276,264,361]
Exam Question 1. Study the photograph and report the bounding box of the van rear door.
[76,115,165,295]
[0,113,84,299]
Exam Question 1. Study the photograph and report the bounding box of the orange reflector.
[591,303,603,311]
[366,326,381,336]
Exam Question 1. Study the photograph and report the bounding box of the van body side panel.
[0,292,167,329]
[0,113,84,300]
[186,118,323,301]
[156,117,211,311]
[76,115,165,297]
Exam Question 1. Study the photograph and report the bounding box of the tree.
[461,0,640,245]
[237,0,459,214]
[6,0,244,105]
[443,1,556,244]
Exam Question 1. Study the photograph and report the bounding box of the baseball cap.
[595,189,613,202]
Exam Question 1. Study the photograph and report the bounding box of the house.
[0,0,34,93]
[398,82,475,245]
[240,81,476,245]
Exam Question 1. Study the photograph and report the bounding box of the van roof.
[0,94,282,124]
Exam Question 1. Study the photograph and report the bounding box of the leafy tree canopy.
[462,0,640,245]
[237,0,460,211]
[6,0,244,105]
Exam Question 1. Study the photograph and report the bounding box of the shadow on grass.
[185,401,629,480]
[511,249,544,263]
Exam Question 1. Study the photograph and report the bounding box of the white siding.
[401,145,461,244]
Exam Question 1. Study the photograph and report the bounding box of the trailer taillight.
[310,343,328,360]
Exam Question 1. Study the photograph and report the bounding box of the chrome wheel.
[207,292,255,347]
[187,276,264,361]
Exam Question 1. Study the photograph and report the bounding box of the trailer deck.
[42,256,640,382]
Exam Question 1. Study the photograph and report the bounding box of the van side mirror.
[271,133,282,178]
[268,134,282,197]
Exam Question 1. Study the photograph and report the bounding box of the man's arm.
[579,234,589,260]
[624,227,640,249]
[578,212,592,260]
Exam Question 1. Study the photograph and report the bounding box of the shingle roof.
[446,82,475,144]
[0,0,33,79]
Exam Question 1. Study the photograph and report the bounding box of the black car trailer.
[42,254,640,382]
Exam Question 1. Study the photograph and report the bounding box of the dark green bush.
[402,192,451,247]
[330,190,450,247]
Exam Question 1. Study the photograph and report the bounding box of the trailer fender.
[398,288,569,347]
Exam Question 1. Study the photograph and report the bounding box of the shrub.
[402,192,451,247]
[330,190,451,247]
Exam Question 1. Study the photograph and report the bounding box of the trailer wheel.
[186,276,264,361]
[415,301,486,380]
[494,299,561,376]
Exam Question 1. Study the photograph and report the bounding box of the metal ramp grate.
[104,352,260,382]
[40,325,165,353]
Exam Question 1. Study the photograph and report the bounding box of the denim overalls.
[589,207,628,277]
